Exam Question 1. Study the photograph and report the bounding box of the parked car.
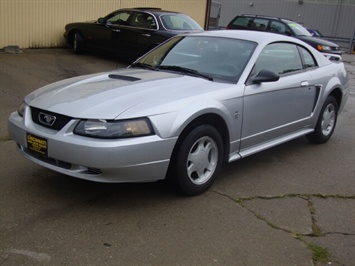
[63,7,203,59]
[306,28,323,38]
[8,30,349,195]
[226,14,342,60]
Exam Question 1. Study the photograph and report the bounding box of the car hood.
[26,69,229,119]
[297,35,338,47]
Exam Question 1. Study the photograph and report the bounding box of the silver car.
[8,30,349,195]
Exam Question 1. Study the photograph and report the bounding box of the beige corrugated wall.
[0,0,208,48]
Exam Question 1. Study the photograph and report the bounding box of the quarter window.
[299,47,317,68]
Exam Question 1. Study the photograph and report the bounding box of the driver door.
[240,42,318,154]
[90,11,132,52]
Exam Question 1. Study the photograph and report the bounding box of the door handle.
[112,29,120,32]
[300,81,309,87]
[142,34,151,37]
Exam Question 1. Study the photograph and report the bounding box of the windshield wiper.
[130,62,157,71]
[158,65,213,81]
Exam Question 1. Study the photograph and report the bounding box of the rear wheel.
[73,31,85,54]
[170,125,223,196]
[306,95,338,144]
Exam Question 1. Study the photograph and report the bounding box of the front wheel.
[73,31,85,54]
[170,125,223,196]
[306,95,338,144]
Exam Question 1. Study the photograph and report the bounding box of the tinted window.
[255,43,303,75]
[230,17,268,31]
[252,18,269,30]
[106,11,131,25]
[133,13,157,29]
[270,21,287,34]
[230,16,251,27]
[160,14,203,30]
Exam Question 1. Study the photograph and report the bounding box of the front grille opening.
[31,107,72,130]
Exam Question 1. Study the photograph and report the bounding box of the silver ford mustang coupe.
[8,30,349,195]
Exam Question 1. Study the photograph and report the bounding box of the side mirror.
[97,18,106,24]
[252,70,280,84]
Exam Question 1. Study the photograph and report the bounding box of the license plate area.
[27,133,48,156]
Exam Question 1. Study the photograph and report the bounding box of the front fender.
[149,96,242,143]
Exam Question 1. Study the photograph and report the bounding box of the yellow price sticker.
[27,133,48,156]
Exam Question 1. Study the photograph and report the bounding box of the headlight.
[18,102,27,117]
[317,45,331,51]
[74,118,154,139]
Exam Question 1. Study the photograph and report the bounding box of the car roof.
[239,14,294,23]
[186,30,331,66]
[190,30,295,44]
[118,7,183,15]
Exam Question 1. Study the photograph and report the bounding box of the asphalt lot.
[0,48,354,265]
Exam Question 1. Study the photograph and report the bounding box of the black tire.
[170,125,223,196]
[306,95,338,144]
[73,31,85,54]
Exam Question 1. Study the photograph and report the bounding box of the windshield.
[133,36,257,83]
[286,21,312,36]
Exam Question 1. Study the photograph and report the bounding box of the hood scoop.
[108,74,141,81]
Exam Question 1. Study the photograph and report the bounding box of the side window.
[230,17,268,30]
[133,13,157,29]
[231,17,251,27]
[269,21,287,34]
[299,47,317,68]
[107,11,131,25]
[252,18,269,31]
[255,43,303,75]
[147,16,157,29]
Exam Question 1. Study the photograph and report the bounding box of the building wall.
[215,0,355,39]
[0,0,209,48]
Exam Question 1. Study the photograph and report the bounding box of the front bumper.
[8,111,177,183]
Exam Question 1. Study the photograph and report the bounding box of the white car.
[8,30,349,195]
